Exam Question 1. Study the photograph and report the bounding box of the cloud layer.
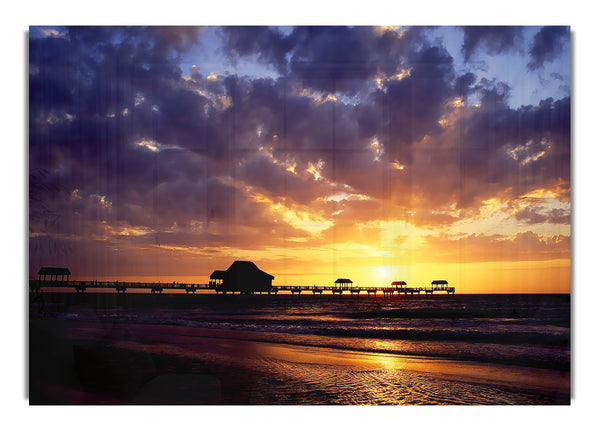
[29,26,571,282]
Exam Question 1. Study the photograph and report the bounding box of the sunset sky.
[28,26,571,293]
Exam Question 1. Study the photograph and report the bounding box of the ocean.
[29,292,570,405]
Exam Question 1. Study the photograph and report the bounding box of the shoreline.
[29,317,570,405]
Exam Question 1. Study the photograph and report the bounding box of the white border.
[4,2,597,429]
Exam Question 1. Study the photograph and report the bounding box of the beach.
[29,293,570,405]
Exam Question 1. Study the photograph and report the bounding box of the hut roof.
[391,281,407,286]
[226,261,274,279]
[431,280,448,285]
[334,278,353,284]
[38,267,70,275]
[211,261,274,280]
[210,270,227,279]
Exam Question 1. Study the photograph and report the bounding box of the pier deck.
[29,280,455,296]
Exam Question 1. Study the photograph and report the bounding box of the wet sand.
[29,317,570,405]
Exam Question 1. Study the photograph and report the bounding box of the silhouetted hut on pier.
[210,261,274,294]
[391,281,407,288]
[334,278,353,290]
[209,270,226,289]
[38,267,70,283]
[431,280,448,288]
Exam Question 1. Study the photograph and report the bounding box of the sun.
[379,268,387,278]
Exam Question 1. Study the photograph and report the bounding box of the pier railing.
[29,279,455,296]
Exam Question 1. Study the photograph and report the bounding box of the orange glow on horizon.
[71,257,570,294]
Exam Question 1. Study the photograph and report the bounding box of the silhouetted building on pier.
[38,267,70,283]
[209,261,274,294]
[334,278,353,290]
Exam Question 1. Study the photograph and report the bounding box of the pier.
[29,265,455,296]
[28,279,455,296]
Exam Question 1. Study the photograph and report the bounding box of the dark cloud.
[460,26,523,61]
[142,26,204,54]
[528,26,569,70]
[219,26,426,96]
[451,95,570,209]
[237,152,333,206]
[475,78,511,108]
[373,45,456,163]
[514,207,570,224]
[454,72,477,97]
[218,26,297,74]
[66,26,204,55]
[288,26,385,95]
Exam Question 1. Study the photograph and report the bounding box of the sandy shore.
[29,317,570,405]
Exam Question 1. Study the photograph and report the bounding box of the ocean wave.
[33,306,570,348]
[70,311,568,348]
[345,307,570,323]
